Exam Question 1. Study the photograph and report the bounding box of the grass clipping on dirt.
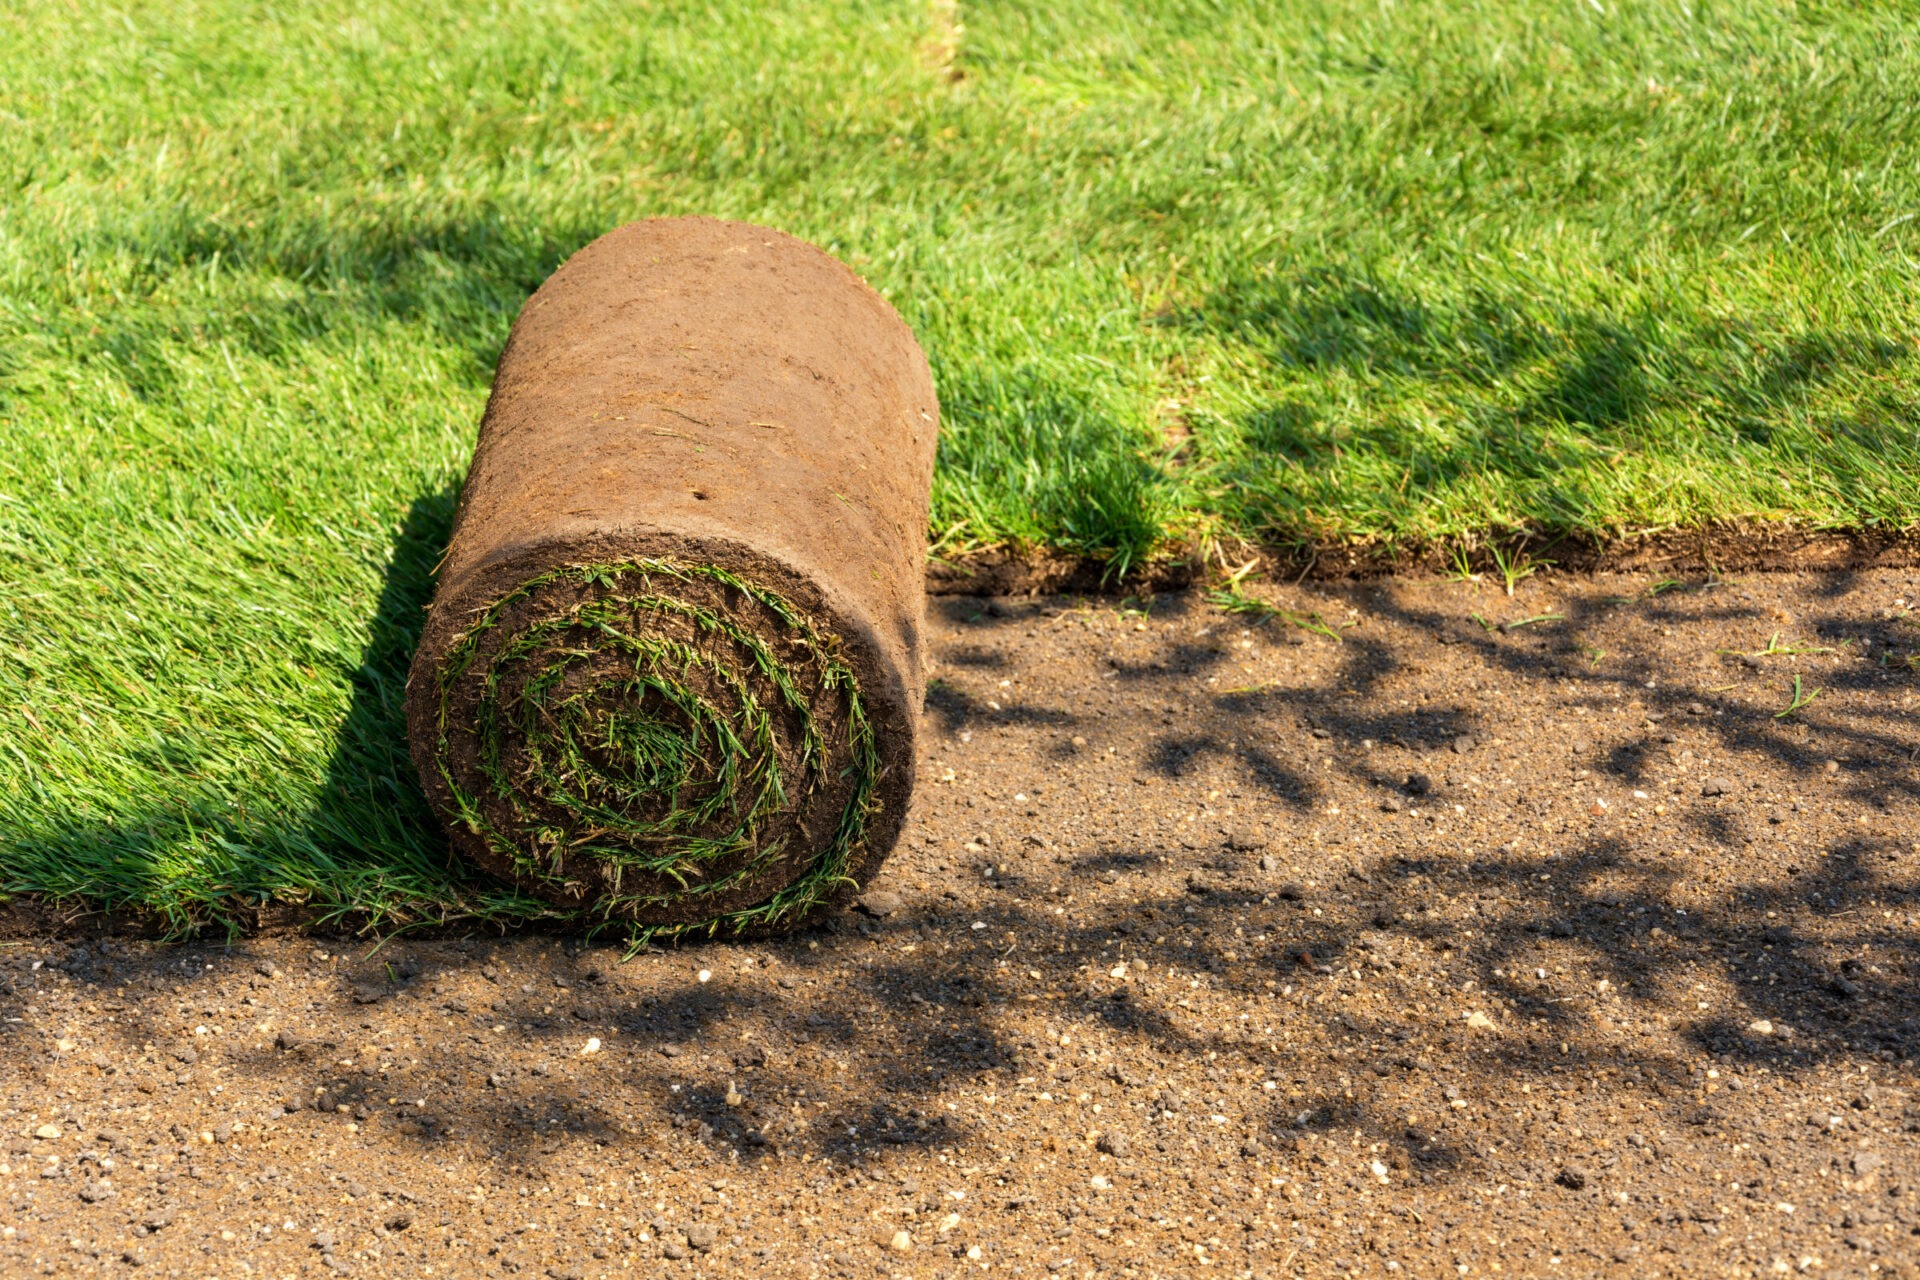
[404,218,936,942]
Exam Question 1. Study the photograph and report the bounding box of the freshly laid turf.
[3,0,1918,929]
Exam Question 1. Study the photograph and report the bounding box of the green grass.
[4,0,1919,929]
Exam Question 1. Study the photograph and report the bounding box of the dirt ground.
[5,568,1919,1279]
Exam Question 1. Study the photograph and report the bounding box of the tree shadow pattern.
[6,567,1920,1274]
[1176,267,1917,535]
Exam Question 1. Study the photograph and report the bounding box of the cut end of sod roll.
[406,218,938,941]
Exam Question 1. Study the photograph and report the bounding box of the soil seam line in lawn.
[927,523,1920,596]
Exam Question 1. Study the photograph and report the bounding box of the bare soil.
[6,568,1920,1279]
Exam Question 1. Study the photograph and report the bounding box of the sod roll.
[406,217,938,939]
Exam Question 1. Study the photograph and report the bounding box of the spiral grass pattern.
[427,558,879,941]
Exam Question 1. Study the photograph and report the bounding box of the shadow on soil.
[6,571,1918,1206]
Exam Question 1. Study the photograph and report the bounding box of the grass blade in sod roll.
[431,560,878,934]
[406,219,937,942]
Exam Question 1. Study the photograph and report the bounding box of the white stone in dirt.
[1747,1019,1774,1036]
[888,1229,913,1253]
[34,1124,60,1140]
[1465,1012,1495,1031]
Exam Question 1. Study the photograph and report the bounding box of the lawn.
[4,0,1918,929]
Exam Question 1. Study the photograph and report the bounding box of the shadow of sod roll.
[405,217,938,942]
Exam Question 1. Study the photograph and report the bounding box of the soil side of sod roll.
[406,216,938,941]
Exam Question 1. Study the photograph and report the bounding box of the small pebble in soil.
[1701,777,1735,796]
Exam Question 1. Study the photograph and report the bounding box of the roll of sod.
[406,217,938,940]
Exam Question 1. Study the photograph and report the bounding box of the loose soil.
[6,568,1920,1279]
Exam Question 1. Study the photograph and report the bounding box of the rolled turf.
[405,217,938,940]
